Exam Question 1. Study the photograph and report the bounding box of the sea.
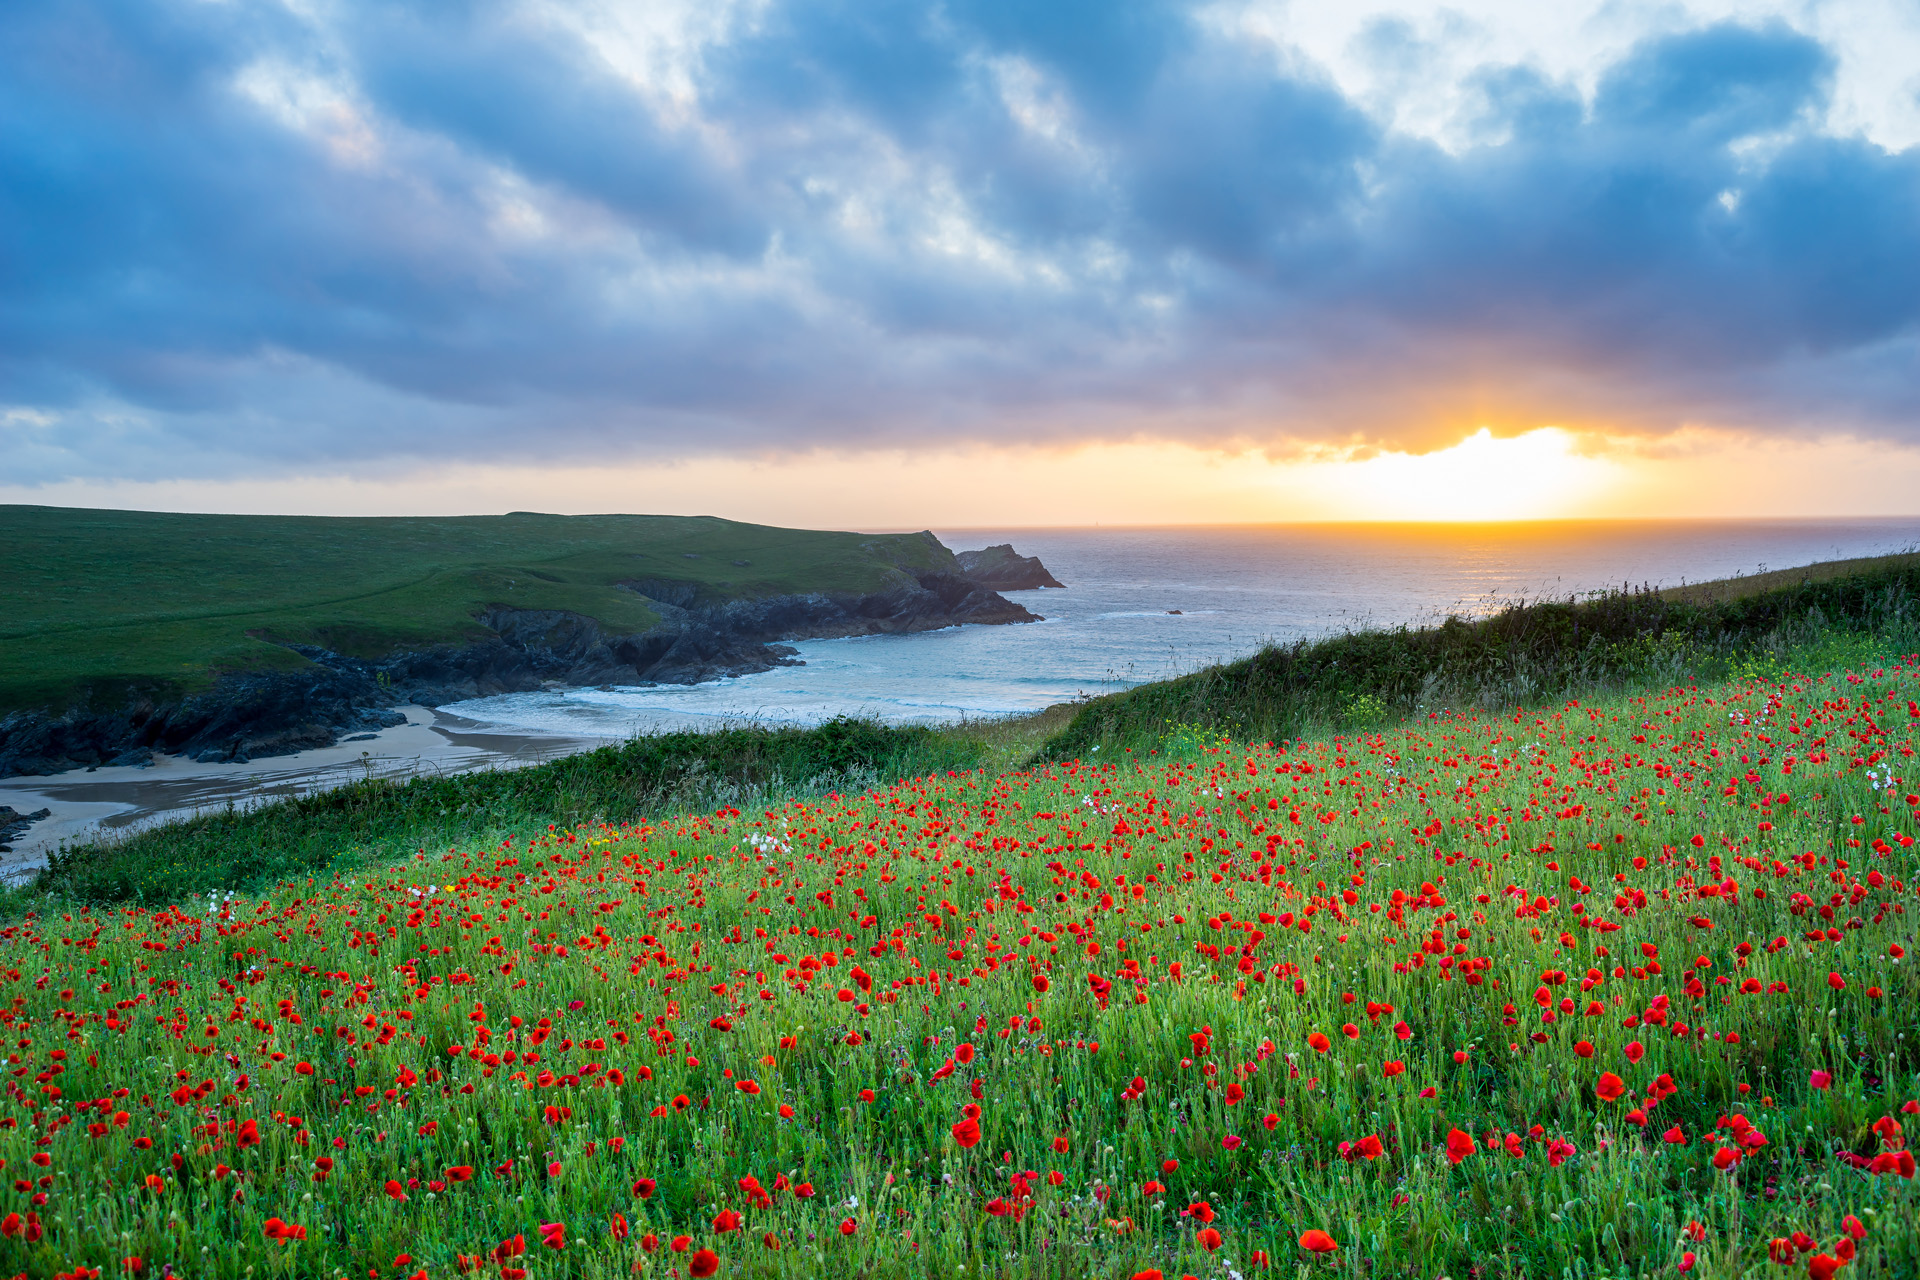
[443,519,1920,738]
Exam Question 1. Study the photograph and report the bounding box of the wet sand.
[0,706,614,879]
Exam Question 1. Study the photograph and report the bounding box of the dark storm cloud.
[2,0,1917,482]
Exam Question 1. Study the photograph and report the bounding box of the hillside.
[3,635,1915,1278]
[0,506,1045,774]
[1039,549,1920,759]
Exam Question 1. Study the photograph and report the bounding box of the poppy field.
[2,662,1918,1279]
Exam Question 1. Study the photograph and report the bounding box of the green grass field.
[0,642,1915,1279]
[0,506,955,714]
[5,557,1920,1279]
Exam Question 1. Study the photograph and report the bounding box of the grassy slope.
[0,506,953,714]
[5,553,1920,1276]
[0,652,1914,1278]
[1039,550,1920,760]
[1658,550,1920,606]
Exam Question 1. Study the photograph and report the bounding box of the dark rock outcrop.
[666,569,1038,642]
[0,806,51,855]
[0,670,409,776]
[954,544,1065,590]
[0,567,1042,778]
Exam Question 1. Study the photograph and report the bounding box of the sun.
[1301,427,1623,521]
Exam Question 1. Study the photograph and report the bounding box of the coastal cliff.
[0,553,1060,777]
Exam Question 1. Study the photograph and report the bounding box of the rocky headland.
[954,544,1066,590]
[0,539,1065,777]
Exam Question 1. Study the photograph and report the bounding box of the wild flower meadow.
[3,663,1917,1280]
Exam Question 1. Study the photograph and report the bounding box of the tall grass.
[1039,558,1920,759]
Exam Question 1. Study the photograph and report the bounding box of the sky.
[3,0,1920,524]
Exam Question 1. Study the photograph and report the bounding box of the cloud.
[1,0,1918,484]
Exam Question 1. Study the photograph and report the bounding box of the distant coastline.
[0,507,1065,779]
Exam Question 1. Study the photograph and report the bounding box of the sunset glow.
[1286,428,1621,521]
[17,426,1920,526]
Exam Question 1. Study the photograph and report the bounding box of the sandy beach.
[0,706,613,880]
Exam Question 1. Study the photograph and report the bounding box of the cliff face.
[0,567,1043,777]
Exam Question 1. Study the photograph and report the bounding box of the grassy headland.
[0,506,956,715]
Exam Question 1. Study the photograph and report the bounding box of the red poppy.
[1595,1073,1626,1101]
[1198,1227,1223,1251]
[952,1117,982,1148]
[689,1248,721,1278]
[1299,1229,1339,1253]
